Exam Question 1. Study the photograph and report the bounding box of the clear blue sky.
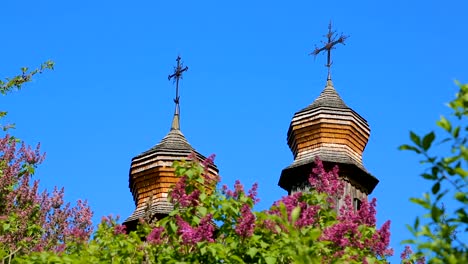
[2,0,467,261]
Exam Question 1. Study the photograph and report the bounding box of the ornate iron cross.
[168,56,189,107]
[310,22,348,79]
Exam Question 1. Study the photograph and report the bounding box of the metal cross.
[168,56,189,107]
[310,22,348,79]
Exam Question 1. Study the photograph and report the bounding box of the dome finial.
[168,56,188,130]
[310,21,348,82]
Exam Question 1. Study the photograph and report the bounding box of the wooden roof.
[279,78,378,194]
[301,79,349,110]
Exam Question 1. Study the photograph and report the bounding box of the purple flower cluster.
[400,245,413,260]
[113,224,126,235]
[309,157,344,200]
[248,182,260,204]
[400,245,426,264]
[222,180,259,205]
[322,196,393,258]
[269,192,320,228]
[222,180,244,199]
[201,154,216,168]
[147,227,164,244]
[264,157,393,260]
[176,214,214,245]
[235,204,255,238]
[170,176,200,207]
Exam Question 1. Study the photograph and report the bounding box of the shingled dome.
[279,78,378,196]
[123,118,218,230]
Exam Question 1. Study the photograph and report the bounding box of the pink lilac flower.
[248,182,260,204]
[222,180,245,199]
[266,157,393,260]
[196,214,215,242]
[400,245,425,264]
[170,176,199,207]
[235,204,255,238]
[321,195,393,258]
[267,192,320,229]
[202,154,220,186]
[309,157,344,199]
[223,180,259,205]
[147,227,164,244]
[268,193,302,228]
[176,214,214,245]
[202,154,215,167]
[400,245,413,260]
[296,203,320,228]
[114,224,126,235]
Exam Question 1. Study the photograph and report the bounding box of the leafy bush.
[400,82,467,264]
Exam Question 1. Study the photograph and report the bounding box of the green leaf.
[308,228,321,240]
[414,216,420,229]
[169,221,177,233]
[443,156,459,164]
[193,215,200,225]
[198,206,207,216]
[455,208,468,223]
[432,182,440,194]
[422,131,435,151]
[422,173,437,180]
[452,126,460,138]
[247,247,258,258]
[291,206,301,224]
[436,116,451,132]
[410,197,431,209]
[260,240,269,249]
[431,206,443,221]
[410,131,422,147]
[398,144,421,153]
[264,256,277,264]
[454,167,468,178]
[455,192,468,204]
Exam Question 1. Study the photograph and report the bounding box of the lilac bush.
[0,134,93,259]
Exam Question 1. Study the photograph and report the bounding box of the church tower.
[123,56,219,231]
[278,23,378,206]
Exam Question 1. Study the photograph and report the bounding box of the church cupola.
[123,56,219,230]
[279,23,378,201]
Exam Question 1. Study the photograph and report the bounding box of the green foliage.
[0,61,54,95]
[400,81,468,263]
[0,61,54,131]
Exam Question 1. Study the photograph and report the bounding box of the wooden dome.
[123,117,218,229]
[279,78,378,196]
